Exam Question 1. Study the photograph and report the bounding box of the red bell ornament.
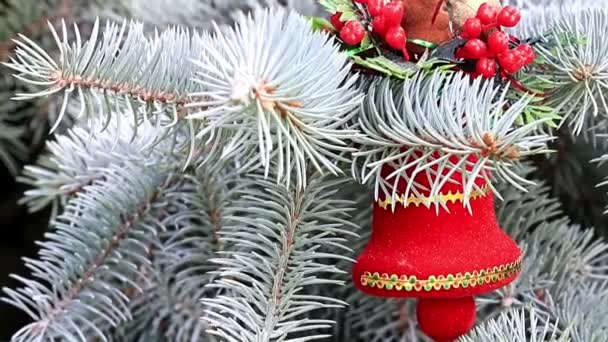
[353,156,522,341]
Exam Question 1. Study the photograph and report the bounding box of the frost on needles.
[0,0,608,341]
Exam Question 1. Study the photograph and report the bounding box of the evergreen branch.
[494,164,563,241]
[298,183,371,341]
[203,173,357,341]
[3,157,183,341]
[340,297,423,342]
[187,8,363,189]
[306,184,426,342]
[0,112,28,174]
[111,157,242,342]
[462,308,567,342]
[3,19,207,133]
[0,0,105,173]
[506,0,605,12]
[478,168,608,329]
[18,118,173,214]
[114,234,210,342]
[102,0,322,31]
[9,115,227,341]
[535,9,608,134]
[508,0,606,37]
[0,0,74,63]
[547,281,608,341]
[353,72,553,208]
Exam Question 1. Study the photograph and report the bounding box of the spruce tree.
[1,0,607,341]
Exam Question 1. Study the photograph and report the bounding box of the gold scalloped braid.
[377,184,491,210]
[360,257,523,292]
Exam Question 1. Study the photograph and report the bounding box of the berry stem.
[500,70,544,96]
[482,23,499,31]
[401,48,411,61]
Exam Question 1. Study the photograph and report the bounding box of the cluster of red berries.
[331,0,409,60]
[458,3,535,79]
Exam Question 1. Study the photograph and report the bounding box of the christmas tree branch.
[353,72,553,208]
[4,19,207,133]
[114,0,323,29]
[0,0,108,173]
[203,173,357,341]
[477,166,608,339]
[187,9,363,189]
[0,114,28,174]
[0,0,74,63]
[4,162,182,341]
[462,308,567,342]
[18,118,176,213]
[534,9,608,134]
[6,9,363,188]
[41,175,175,322]
[2,115,193,340]
[103,157,240,341]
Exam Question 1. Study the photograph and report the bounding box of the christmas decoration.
[3,0,608,341]
[340,20,366,45]
[455,3,534,79]
[404,0,451,47]
[440,0,502,31]
[353,155,523,341]
[322,1,534,83]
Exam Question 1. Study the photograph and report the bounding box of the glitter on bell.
[352,155,522,342]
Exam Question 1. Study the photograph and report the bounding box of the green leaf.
[346,44,374,57]
[351,55,418,79]
[319,0,356,15]
[518,103,561,127]
[318,0,339,12]
[360,33,372,49]
[338,7,357,21]
[308,16,333,31]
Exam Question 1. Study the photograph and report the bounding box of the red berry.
[354,0,368,3]
[497,50,522,73]
[513,50,526,67]
[385,25,410,60]
[488,31,509,54]
[497,6,521,27]
[330,12,344,30]
[515,44,535,65]
[385,25,406,50]
[455,48,466,59]
[367,0,384,16]
[463,38,488,59]
[340,21,366,45]
[476,3,497,25]
[372,15,388,35]
[476,57,497,78]
[463,18,482,38]
[381,1,404,26]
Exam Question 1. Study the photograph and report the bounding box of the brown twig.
[477,131,521,160]
[51,71,199,119]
